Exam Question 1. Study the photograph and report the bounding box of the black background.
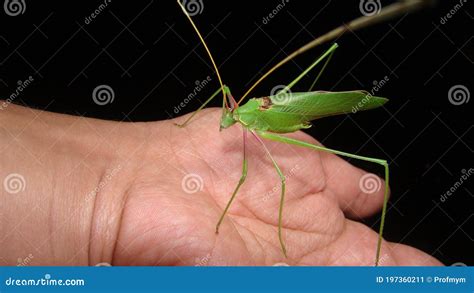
[1,0,472,265]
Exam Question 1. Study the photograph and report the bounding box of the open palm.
[112,109,441,266]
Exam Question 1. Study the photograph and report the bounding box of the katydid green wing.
[268,90,388,121]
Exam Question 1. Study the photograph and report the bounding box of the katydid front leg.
[256,131,389,266]
[174,88,223,128]
[215,129,248,234]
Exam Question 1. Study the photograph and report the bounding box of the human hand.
[111,108,441,266]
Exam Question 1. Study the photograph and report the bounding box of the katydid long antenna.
[176,0,228,109]
[237,0,433,105]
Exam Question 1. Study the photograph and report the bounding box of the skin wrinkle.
[326,217,350,265]
[151,122,216,265]
[47,172,55,263]
[294,195,333,235]
[297,240,330,265]
[238,220,291,263]
[126,214,183,265]
[225,222,254,265]
[248,228,284,262]
[232,213,329,260]
[91,123,153,266]
[108,183,134,266]
[330,220,387,265]
[266,194,325,233]
[233,176,339,240]
[300,198,344,261]
[87,168,107,266]
[172,126,243,255]
[244,223,266,264]
[181,131,270,264]
[111,131,168,264]
[167,222,210,266]
[179,121,255,223]
[195,136,231,207]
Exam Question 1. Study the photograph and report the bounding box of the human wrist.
[0,103,147,265]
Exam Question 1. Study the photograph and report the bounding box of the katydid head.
[219,108,237,131]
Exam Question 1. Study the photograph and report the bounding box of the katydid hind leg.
[280,43,338,94]
[308,46,335,91]
[257,131,389,266]
[252,131,288,258]
[215,129,249,233]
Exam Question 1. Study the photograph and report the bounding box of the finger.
[320,150,388,218]
[326,220,442,266]
[387,242,443,266]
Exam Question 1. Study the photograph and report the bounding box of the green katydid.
[175,0,430,266]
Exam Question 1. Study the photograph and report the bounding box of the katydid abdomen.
[227,91,388,133]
